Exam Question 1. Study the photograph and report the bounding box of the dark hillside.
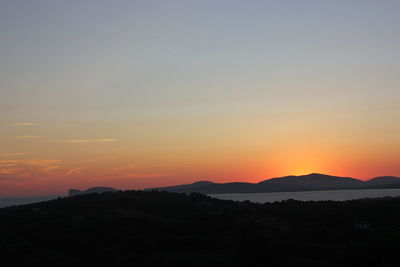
[1,190,400,266]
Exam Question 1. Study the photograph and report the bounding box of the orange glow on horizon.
[1,137,400,197]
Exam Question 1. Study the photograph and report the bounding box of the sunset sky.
[1,1,399,196]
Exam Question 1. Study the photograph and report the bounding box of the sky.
[1,0,399,196]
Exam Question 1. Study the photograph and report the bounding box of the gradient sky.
[1,0,399,196]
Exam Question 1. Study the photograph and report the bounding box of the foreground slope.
[2,190,400,266]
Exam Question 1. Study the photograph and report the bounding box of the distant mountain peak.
[277,173,334,179]
[299,173,343,178]
[366,176,400,185]
[192,181,214,185]
[69,189,82,197]
[68,187,118,197]
[307,173,329,176]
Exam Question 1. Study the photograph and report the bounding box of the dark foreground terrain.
[1,190,400,267]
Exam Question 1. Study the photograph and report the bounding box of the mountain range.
[146,173,400,194]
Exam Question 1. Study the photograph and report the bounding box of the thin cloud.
[9,122,38,126]
[0,153,30,157]
[8,122,71,127]
[118,172,170,178]
[64,138,117,143]
[64,139,90,143]
[114,146,127,150]
[0,159,61,167]
[95,138,117,142]
[23,159,62,167]
[63,167,85,177]
[11,136,44,140]
[0,160,20,167]
[0,159,63,179]
[0,168,19,175]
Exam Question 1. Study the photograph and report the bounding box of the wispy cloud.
[0,159,63,178]
[0,160,20,167]
[0,153,30,157]
[108,164,170,179]
[0,168,19,175]
[64,138,117,143]
[8,122,71,127]
[11,136,44,140]
[118,172,170,178]
[0,159,61,167]
[9,122,38,126]
[114,146,127,150]
[63,167,85,177]
[23,159,62,166]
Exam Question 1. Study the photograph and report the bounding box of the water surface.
[3,188,400,208]
[0,195,61,208]
[210,188,400,203]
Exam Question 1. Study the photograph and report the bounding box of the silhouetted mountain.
[68,189,82,196]
[68,187,118,197]
[260,173,364,188]
[146,173,400,194]
[149,181,215,193]
[365,176,400,185]
[149,181,265,194]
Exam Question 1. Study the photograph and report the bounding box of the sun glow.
[268,147,338,177]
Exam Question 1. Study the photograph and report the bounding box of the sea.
[209,188,400,203]
[0,195,62,209]
[3,188,400,208]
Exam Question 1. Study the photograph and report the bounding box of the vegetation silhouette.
[1,190,400,266]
